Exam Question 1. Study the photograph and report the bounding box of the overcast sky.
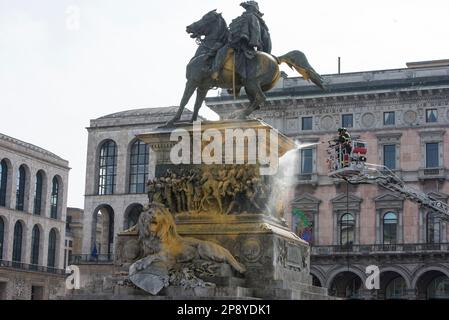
[1,0,449,209]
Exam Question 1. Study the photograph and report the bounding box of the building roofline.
[88,106,205,130]
[206,61,449,105]
[95,106,192,120]
[406,59,449,68]
[0,132,69,167]
[283,61,449,81]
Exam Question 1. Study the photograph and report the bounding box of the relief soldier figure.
[163,177,176,214]
[171,173,183,212]
[146,165,278,216]
[183,170,196,211]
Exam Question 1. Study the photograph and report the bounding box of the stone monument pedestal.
[114,213,328,299]
[67,119,329,300]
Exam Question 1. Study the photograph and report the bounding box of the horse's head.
[186,9,222,39]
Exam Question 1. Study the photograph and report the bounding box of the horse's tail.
[278,50,326,90]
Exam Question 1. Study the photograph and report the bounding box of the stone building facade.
[0,133,69,299]
[80,107,194,260]
[205,59,449,299]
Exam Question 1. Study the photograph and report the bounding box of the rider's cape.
[228,11,272,79]
[229,11,271,53]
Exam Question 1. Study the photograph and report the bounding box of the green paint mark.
[292,208,311,228]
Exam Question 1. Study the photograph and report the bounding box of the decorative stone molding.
[418,129,446,172]
[361,112,376,128]
[376,133,402,169]
[331,194,362,245]
[374,193,404,244]
[331,194,362,212]
[291,193,321,212]
[376,132,403,142]
[374,193,405,210]
[320,115,334,131]
[418,191,449,243]
[427,191,449,202]
[418,129,446,141]
[290,193,321,245]
[403,110,418,125]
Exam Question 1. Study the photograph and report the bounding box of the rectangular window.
[427,213,441,244]
[342,114,353,128]
[383,145,396,170]
[301,149,313,174]
[129,141,149,194]
[383,223,397,244]
[302,117,313,130]
[426,109,438,123]
[383,112,395,126]
[426,143,439,168]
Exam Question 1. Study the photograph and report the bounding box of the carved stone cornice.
[374,193,405,210]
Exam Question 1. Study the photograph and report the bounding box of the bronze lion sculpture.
[129,203,246,294]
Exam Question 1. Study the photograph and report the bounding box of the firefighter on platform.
[335,128,352,167]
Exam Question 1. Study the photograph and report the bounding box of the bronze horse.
[165,10,325,126]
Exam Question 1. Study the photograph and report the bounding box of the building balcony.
[311,243,449,256]
[0,260,66,275]
[69,254,114,265]
[418,167,446,180]
[296,173,318,185]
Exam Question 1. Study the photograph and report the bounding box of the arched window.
[427,276,449,299]
[126,204,143,229]
[329,272,361,298]
[12,221,23,263]
[34,171,44,215]
[383,212,398,244]
[31,225,40,266]
[98,141,117,195]
[345,277,362,299]
[426,212,441,244]
[0,217,4,260]
[15,165,26,211]
[129,141,149,194]
[91,205,115,258]
[47,229,57,268]
[385,277,407,299]
[0,160,7,206]
[50,177,59,219]
[340,213,355,247]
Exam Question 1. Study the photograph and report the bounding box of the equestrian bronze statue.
[165,2,325,126]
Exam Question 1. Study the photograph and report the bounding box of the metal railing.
[0,260,66,275]
[311,243,449,255]
[69,254,114,265]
